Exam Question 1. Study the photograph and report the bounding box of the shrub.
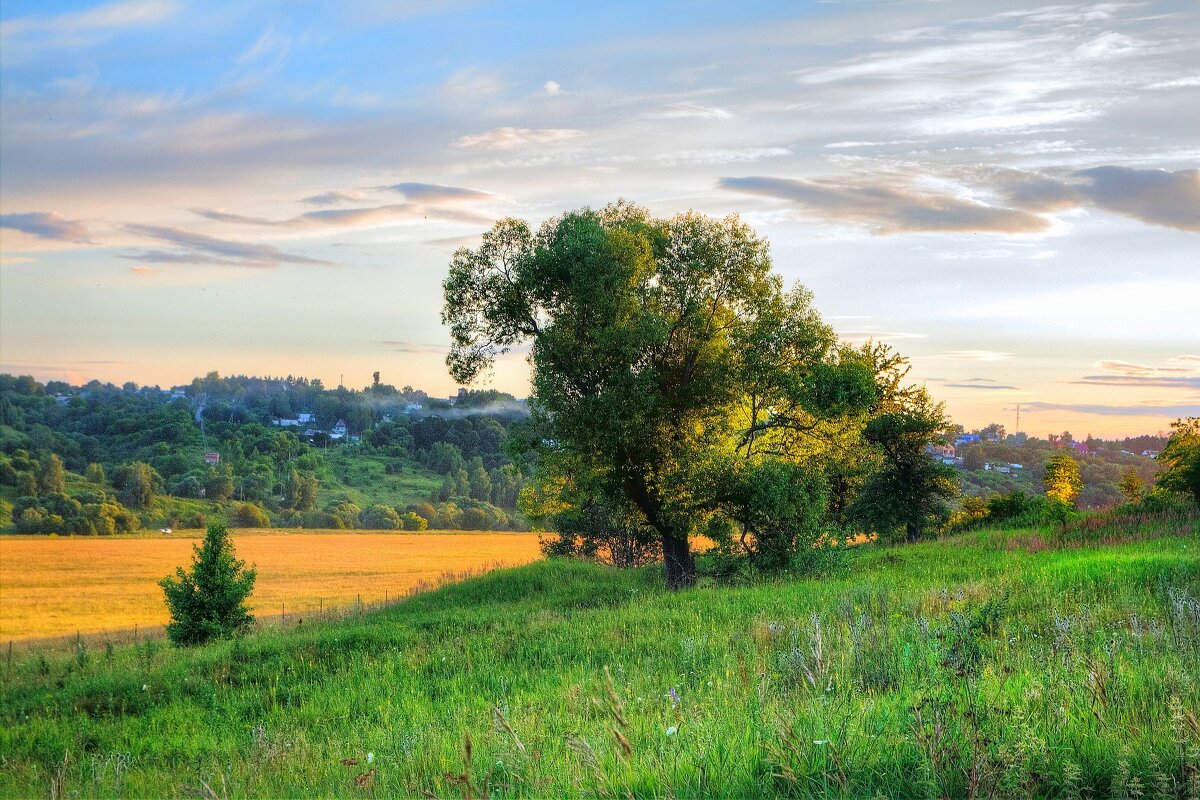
[228,502,270,528]
[159,522,256,646]
[400,511,428,531]
[359,504,401,529]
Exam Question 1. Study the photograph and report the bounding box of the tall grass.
[1,512,1197,798]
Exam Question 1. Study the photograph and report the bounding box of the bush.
[400,511,428,531]
[359,504,401,529]
[300,510,342,529]
[159,522,256,646]
[228,502,270,528]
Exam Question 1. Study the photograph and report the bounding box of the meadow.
[0,531,543,642]
[1,510,1197,797]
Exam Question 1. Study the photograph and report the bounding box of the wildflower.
[142,684,148,691]
[666,726,678,737]
[366,752,374,765]
[667,687,680,707]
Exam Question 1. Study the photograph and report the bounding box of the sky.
[0,0,1197,438]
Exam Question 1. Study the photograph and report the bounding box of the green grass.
[317,450,442,510]
[1,515,1197,798]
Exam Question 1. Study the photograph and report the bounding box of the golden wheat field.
[0,530,544,642]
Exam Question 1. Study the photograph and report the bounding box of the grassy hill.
[2,513,1197,797]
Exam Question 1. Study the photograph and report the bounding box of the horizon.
[2,0,1198,439]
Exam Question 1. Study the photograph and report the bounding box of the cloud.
[717,175,1050,234]
[1148,76,1200,90]
[720,165,1199,236]
[123,224,332,267]
[384,182,499,203]
[1073,167,1200,232]
[455,127,583,149]
[191,200,494,229]
[0,212,92,243]
[1167,355,1200,369]
[836,329,926,343]
[376,341,447,354]
[0,0,177,43]
[1076,355,1200,388]
[1073,376,1200,390]
[1024,402,1200,418]
[300,191,367,206]
[650,103,732,120]
[936,350,1015,362]
[542,80,562,96]
[944,381,1018,390]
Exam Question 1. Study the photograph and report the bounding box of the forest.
[0,372,533,534]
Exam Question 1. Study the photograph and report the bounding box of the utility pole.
[1016,403,1021,436]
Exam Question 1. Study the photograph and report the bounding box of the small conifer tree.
[160,522,256,646]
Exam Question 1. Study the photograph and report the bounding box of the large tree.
[1157,417,1200,508]
[444,202,878,588]
[851,389,957,542]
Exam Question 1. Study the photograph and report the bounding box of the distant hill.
[0,372,531,533]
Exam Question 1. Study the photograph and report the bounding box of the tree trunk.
[662,531,696,590]
[906,521,920,543]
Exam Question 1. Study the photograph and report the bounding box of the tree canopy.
[160,522,256,646]
[1157,417,1200,508]
[444,202,947,588]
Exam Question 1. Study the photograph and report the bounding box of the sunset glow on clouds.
[1,0,1197,436]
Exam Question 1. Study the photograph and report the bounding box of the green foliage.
[1044,452,1084,507]
[541,497,661,567]
[1157,417,1200,508]
[1119,469,1145,503]
[720,459,829,571]
[852,390,957,541]
[399,511,427,531]
[37,453,66,495]
[113,461,163,509]
[358,504,401,529]
[0,372,531,534]
[227,502,270,528]
[444,203,891,587]
[12,491,139,535]
[159,522,256,646]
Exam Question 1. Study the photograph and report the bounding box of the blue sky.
[1,0,1197,436]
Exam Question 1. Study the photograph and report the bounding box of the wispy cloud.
[191,200,494,229]
[936,351,1015,362]
[1024,402,1200,418]
[299,190,367,206]
[1074,354,1200,389]
[717,175,1050,234]
[943,379,1018,390]
[455,127,583,149]
[376,340,447,354]
[720,165,1200,235]
[123,224,331,267]
[1,0,178,48]
[383,182,500,203]
[1073,375,1200,389]
[0,212,91,243]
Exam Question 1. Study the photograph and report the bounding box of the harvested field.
[0,530,543,641]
